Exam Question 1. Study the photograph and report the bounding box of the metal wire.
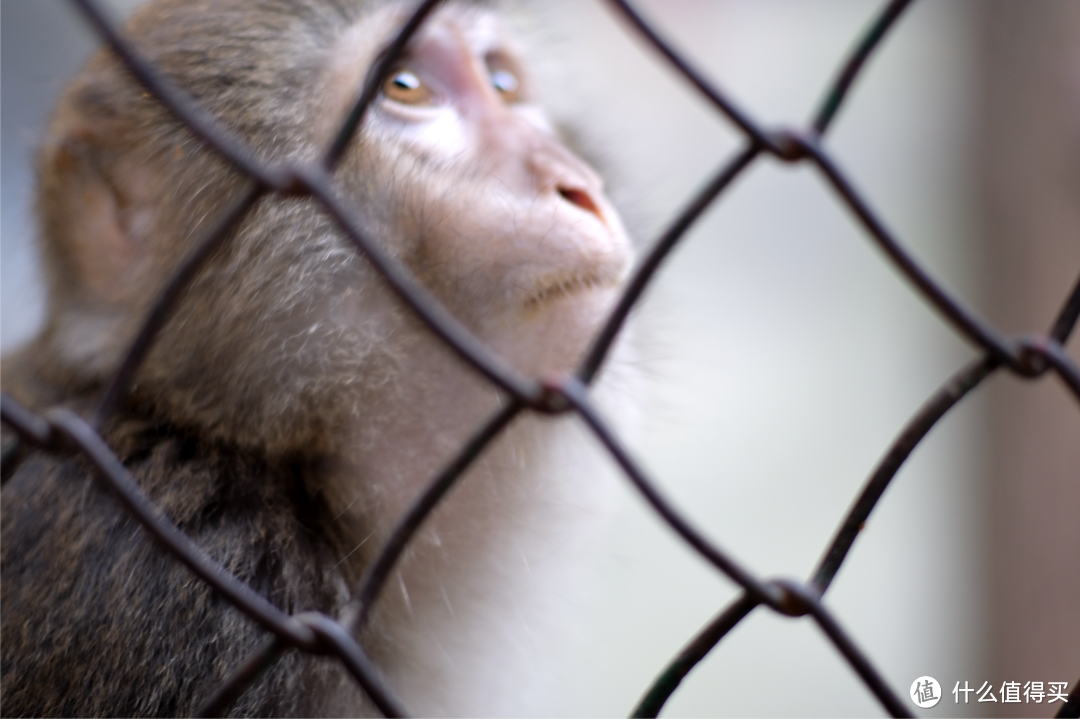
[2,0,1078,717]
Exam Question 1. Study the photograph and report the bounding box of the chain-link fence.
[1,0,1078,716]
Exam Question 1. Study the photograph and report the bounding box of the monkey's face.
[332,6,633,376]
[38,1,635,453]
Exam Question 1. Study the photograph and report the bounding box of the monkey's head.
[33,0,633,455]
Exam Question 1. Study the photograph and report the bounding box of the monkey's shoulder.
[3,412,341,563]
[0,413,353,717]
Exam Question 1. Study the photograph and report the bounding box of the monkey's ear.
[41,132,157,308]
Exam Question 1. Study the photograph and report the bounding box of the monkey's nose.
[557,186,604,224]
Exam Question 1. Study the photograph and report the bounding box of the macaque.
[0,0,635,716]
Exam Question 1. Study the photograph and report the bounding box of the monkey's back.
[1,411,362,717]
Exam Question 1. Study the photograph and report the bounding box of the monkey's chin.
[494,283,622,377]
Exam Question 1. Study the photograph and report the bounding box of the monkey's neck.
[316,351,620,715]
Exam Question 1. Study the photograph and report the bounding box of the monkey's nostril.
[558,186,602,221]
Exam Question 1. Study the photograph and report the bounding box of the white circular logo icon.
[910,676,942,708]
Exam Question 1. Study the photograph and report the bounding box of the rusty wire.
[2,0,1079,717]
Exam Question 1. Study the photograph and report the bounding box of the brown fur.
[2,406,366,716]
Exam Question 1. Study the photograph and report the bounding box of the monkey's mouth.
[523,270,621,310]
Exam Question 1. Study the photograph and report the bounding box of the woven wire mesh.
[1,0,1079,717]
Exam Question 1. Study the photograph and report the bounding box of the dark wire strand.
[557,377,784,609]
[579,143,760,384]
[346,401,522,634]
[324,0,445,168]
[631,594,759,718]
[69,0,287,189]
[633,354,997,718]
[47,409,319,650]
[93,185,262,426]
[602,0,782,155]
[294,166,540,402]
[813,355,998,591]
[196,637,285,719]
[799,136,1021,367]
[1050,269,1080,344]
[811,0,915,134]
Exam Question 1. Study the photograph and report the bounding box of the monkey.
[0,0,637,716]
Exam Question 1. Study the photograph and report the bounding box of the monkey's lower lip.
[524,272,619,309]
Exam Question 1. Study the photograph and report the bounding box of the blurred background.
[3,1,1077,716]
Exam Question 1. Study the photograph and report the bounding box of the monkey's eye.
[490,69,520,102]
[485,52,523,104]
[383,69,434,105]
